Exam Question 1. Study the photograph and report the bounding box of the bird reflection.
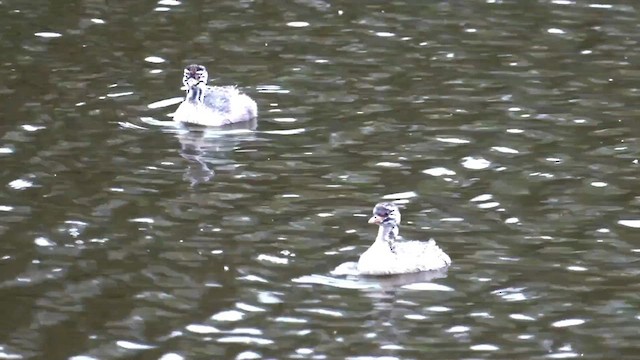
[174,118,258,186]
[295,267,449,354]
[360,269,450,352]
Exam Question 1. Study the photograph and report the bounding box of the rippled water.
[1,0,640,359]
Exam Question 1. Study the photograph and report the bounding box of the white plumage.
[173,64,257,126]
[356,202,451,276]
[358,237,451,276]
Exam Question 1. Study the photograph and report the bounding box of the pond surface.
[1,0,639,359]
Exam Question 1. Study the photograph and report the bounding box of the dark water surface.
[1,0,640,359]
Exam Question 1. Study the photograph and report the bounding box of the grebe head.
[183,64,209,88]
[368,202,401,228]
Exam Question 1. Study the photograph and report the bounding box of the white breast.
[173,101,228,126]
[357,239,451,276]
[173,86,258,127]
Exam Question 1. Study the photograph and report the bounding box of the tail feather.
[426,239,451,266]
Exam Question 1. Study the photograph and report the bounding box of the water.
[1,0,639,358]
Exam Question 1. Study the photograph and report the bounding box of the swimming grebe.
[357,202,451,276]
[173,64,257,126]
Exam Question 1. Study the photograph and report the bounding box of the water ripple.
[0,1,638,359]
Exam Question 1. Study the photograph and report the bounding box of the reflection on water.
[174,119,259,186]
[0,0,639,359]
[305,265,450,290]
